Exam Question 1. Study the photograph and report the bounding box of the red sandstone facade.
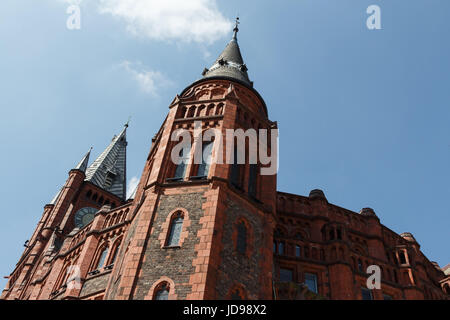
[2,25,449,301]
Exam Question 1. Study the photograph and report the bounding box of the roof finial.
[232,16,240,40]
[125,116,131,128]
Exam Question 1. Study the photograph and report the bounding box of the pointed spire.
[85,123,128,199]
[201,17,252,87]
[73,147,92,173]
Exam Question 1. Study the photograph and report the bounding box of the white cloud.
[119,61,173,95]
[126,176,139,199]
[98,0,232,44]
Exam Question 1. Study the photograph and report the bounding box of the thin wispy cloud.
[98,0,232,44]
[119,61,173,95]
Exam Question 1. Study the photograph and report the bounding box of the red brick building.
[2,23,449,300]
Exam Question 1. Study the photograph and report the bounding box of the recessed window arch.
[153,282,170,300]
[228,285,247,300]
[94,245,109,270]
[172,146,190,181]
[248,163,258,198]
[236,221,247,254]
[166,212,184,247]
[108,238,122,265]
[197,141,213,178]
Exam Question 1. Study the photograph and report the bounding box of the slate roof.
[84,125,128,199]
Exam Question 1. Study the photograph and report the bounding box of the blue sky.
[0,0,449,290]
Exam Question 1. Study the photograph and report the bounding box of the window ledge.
[163,245,181,249]
[166,177,183,182]
[189,175,207,180]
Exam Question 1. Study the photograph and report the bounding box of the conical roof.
[202,18,252,86]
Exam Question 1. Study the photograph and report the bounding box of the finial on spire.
[125,116,131,128]
[232,16,240,40]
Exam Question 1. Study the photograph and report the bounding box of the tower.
[1,125,128,300]
[105,19,278,300]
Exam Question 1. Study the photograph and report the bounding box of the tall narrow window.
[109,244,121,265]
[236,222,247,254]
[358,259,363,272]
[230,145,242,188]
[173,148,189,180]
[248,164,258,198]
[295,245,301,257]
[96,247,108,270]
[166,213,184,247]
[361,287,373,300]
[197,141,213,178]
[154,282,170,300]
[398,251,407,264]
[278,242,285,255]
[305,273,318,293]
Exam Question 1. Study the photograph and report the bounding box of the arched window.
[154,282,170,300]
[231,289,243,300]
[278,242,285,255]
[166,212,184,246]
[109,242,121,265]
[248,164,258,198]
[358,259,363,272]
[197,141,213,178]
[295,245,301,257]
[95,247,109,270]
[236,222,247,254]
[230,144,243,189]
[172,147,189,180]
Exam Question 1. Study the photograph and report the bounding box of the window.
[358,259,364,272]
[248,164,258,198]
[230,288,244,300]
[109,243,121,265]
[398,251,407,264]
[361,288,373,300]
[295,245,301,257]
[305,273,318,293]
[166,213,184,246]
[154,282,170,300]
[197,141,213,178]
[329,229,335,240]
[230,145,242,188]
[173,147,189,180]
[383,294,393,300]
[278,242,284,255]
[236,222,247,254]
[304,246,309,258]
[96,247,108,270]
[336,228,342,240]
[273,241,277,253]
[279,268,293,282]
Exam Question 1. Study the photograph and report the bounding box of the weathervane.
[233,16,240,39]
